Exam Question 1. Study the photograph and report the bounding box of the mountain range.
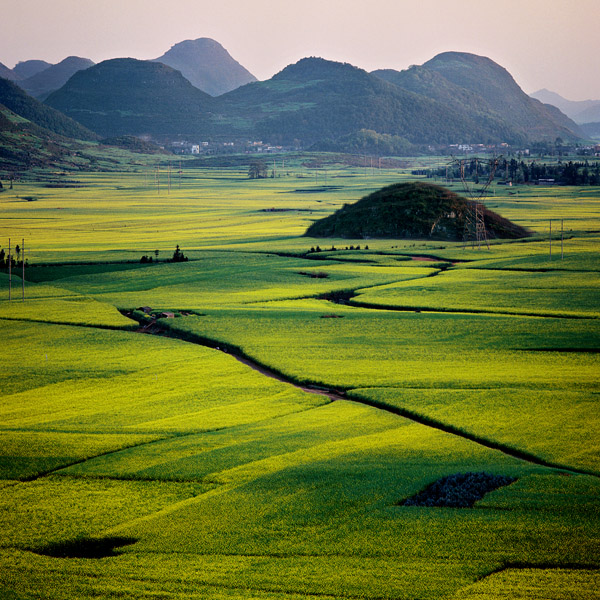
[43,49,583,148]
[0,77,99,171]
[0,40,592,160]
[4,38,255,100]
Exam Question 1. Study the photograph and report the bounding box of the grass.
[0,161,598,599]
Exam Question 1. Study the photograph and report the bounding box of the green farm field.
[0,159,599,599]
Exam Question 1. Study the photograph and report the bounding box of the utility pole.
[21,238,25,301]
[8,238,11,301]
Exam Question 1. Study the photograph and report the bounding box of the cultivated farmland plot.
[0,163,599,599]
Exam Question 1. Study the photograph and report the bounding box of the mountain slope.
[421,52,582,141]
[13,60,53,79]
[44,58,216,137]
[306,182,530,240]
[0,76,98,140]
[219,57,498,146]
[154,38,256,96]
[372,65,518,142]
[0,102,86,170]
[19,56,95,99]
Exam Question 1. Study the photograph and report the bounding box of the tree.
[172,245,187,262]
[248,159,268,179]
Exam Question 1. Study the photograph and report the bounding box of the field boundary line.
[347,389,599,478]
[128,313,599,479]
[12,434,176,484]
[346,298,597,320]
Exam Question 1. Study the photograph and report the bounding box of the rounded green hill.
[305,181,530,240]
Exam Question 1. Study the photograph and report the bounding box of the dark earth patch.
[401,472,517,508]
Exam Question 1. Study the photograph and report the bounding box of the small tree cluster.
[248,159,268,179]
[171,245,188,262]
[0,247,27,269]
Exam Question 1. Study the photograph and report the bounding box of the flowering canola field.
[0,166,599,599]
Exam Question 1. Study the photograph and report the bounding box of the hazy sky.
[2,0,599,100]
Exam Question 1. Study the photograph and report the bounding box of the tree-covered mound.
[305,182,531,240]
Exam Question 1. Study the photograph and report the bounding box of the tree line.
[430,158,600,185]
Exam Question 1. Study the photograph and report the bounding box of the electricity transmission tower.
[449,157,500,250]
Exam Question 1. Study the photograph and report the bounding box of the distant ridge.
[13,60,53,80]
[530,88,600,124]
[19,56,95,99]
[154,38,257,96]
[0,63,19,81]
[306,182,531,240]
